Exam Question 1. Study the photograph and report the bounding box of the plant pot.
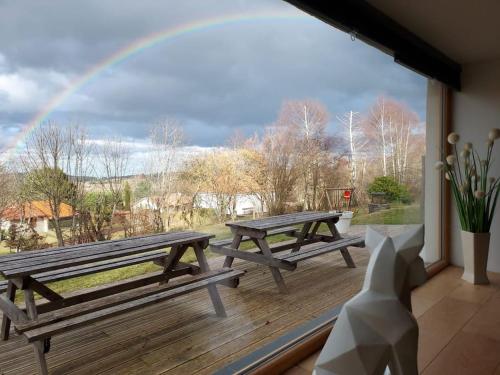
[461,230,490,285]
[335,211,353,234]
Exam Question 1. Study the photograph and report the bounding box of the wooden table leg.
[291,222,313,253]
[309,221,322,240]
[160,245,187,284]
[24,288,38,320]
[223,233,243,268]
[1,281,17,341]
[22,283,50,374]
[28,278,63,302]
[193,242,227,317]
[256,238,288,294]
[32,341,49,375]
[326,220,356,268]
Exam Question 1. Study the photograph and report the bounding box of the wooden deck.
[0,245,370,374]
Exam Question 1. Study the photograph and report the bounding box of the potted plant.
[336,210,354,234]
[436,128,500,284]
[333,190,354,234]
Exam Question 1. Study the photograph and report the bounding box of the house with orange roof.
[1,201,74,233]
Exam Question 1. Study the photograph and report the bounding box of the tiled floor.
[287,266,500,375]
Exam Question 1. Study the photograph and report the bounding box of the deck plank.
[0,244,370,375]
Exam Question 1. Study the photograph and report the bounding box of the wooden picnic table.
[0,231,242,375]
[210,211,364,293]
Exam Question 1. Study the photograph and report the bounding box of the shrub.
[367,176,412,204]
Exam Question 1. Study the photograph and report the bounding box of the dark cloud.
[0,0,426,150]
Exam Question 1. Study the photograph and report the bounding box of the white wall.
[196,193,266,216]
[452,59,500,272]
[423,80,444,264]
[35,218,49,233]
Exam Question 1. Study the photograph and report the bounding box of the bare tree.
[98,137,130,210]
[369,97,389,176]
[260,124,299,214]
[196,150,245,223]
[147,119,184,231]
[178,157,207,227]
[20,123,76,246]
[276,100,331,210]
[0,163,15,236]
[338,110,368,188]
[63,126,93,243]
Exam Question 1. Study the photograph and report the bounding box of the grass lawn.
[352,204,422,225]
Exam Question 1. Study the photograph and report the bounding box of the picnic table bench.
[210,211,364,293]
[0,231,243,375]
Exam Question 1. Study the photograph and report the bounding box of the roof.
[1,201,73,221]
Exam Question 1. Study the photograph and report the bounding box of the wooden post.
[421,155,425,224]
[32,341,49,375]
[291,222,312,253]
[160,245,186,284]
[256,238,288,294]
[1,281,17,340]
[193,242,227,317]
[24,288,38,320]
[223,233,243,268]
[326,220,356,268]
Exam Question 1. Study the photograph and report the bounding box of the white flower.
[434,161,444,170]
[488,128,500,140]
[445,172,451,181]
[464,142,473,151]
[460,150,470,158]
[446,155,456,165]
[475,190,485,199]
[447,132,460,144]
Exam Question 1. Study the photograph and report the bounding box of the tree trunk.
[381,116,387,176]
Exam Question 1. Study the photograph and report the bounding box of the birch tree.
[369,97,389,176]
[338,110,368,188]
[365,97,423,188]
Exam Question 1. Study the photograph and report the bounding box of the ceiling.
[366,0,500,65]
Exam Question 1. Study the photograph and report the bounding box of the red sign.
[343,190,351,200]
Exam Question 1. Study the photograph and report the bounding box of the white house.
[132,197,160,211]
[132,194,191,213]
[196,193,267,217]
[1,201,73,234]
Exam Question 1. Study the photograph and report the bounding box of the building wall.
[423,80,445,264]
[196,193,267,216]
[1,220,11,232]
[35,218,49,233]
[452,59,500,272]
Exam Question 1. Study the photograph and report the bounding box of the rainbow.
[2,10,312,160]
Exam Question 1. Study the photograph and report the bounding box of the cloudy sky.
[0,0,426,164]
